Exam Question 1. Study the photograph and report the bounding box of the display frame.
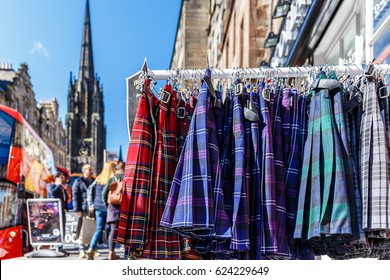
[26,198,64,246]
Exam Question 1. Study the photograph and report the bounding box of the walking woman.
[86,161,116,260]
[102,161,125,260]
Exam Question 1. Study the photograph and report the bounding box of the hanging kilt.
[115,78,158,256]
[248,89,263,260]
[294,72,354,247]
[143,85,181,259]
[258,83,278,256]
[272,87,289,258]
[160,73,231,242]
[360,79,390,232]
[230,94,250,251]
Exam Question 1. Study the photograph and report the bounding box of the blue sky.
[0,0,181,159]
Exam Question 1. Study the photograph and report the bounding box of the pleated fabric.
[248,89,263,260]
[360,78,390,232]
[143,85,181,259]
[230,93,250,251]
[116,78,158,256]
[272,87,289,257]
[258,83,278,256]
[294,72,355,247]
[160,71,231,241]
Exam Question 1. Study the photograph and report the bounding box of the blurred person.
[102,161,125,260]
[86,161,116,260]
[72,164,94,258]
[47,171,68,236]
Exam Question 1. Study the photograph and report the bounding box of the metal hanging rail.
[126,59,390,139]
[146,64,390,80]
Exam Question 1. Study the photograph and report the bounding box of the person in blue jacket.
[47,171,68,236]
[71,164,94,258]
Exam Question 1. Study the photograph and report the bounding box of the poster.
[63,212,79,249]
[26,199,63,245]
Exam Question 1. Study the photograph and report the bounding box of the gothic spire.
[78,0,94,81]
[118,145,123,162]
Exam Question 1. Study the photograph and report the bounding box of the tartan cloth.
[299,95,308,163]
[272,87,289,257]
[282,88,292,168]
[178,97,202,260]
[284,89,303,258]
[230,93,250,251]
[160,71,231,240]
[215,90,224,153]
[294,72,354,242]
[176,97,186,156]
[328,71,357,242]
[143,85,181,259]
[379,80,390,198]
[221,95,234,221]
[116,78,158,255]
[248,89,263,260]
[344,87,367,246]
[258,83,278,255]
[243,91,253,259]
[360,78,390,231]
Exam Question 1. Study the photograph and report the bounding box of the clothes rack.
[126,59,390,139]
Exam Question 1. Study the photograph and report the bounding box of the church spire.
[79,0,94,81]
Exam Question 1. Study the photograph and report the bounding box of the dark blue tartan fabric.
[243,92,253,260]
[221,96,234,222]
[282,88,292,168]
[272,87,289,257]
[230,94,250,251]
[215,90,224,155]
[160,74,231,241]
[299,95,308,163]
[248,89,263,260]
[344,86,367,250]
[258,83,278,256]
[284,89,302,258]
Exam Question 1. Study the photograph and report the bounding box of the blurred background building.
[171,0,280,69]
[0,63,67,168]
[171,0,389,69]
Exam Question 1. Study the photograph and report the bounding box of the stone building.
[66,0,106,174]
[0,63,67,168]
[40,99,67,167]
[269,0,389,68]
[171,0,275,70]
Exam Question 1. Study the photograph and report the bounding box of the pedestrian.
[72,164,94,258]
[102,161,125,260]
[47,171,68,237]
[86,161,116,260]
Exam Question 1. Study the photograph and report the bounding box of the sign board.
[63,212,80,249]
[26,198,63,246]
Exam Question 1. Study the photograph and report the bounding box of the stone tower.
[66,0,106,174]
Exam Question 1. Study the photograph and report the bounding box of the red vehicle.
[0,104,55,259]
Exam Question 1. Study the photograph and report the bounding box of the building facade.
[171,0,275,70]
[66,0,106,174]
[270,0,389,68]
[0,63,67,168]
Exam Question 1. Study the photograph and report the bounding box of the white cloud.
[30,41,50,60]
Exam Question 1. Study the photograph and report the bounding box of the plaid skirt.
[115,78,158,255]
[160,71,231,241]
[143,85,181,259]
[360,79,390,231]
[294,72,354,244]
